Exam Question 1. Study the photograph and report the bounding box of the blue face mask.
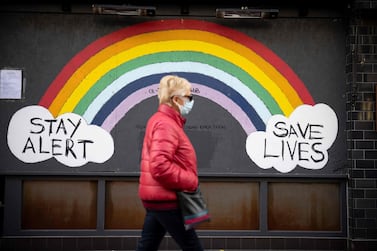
[178,99,194,116]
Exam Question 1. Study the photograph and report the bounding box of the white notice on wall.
[0,69,23,99]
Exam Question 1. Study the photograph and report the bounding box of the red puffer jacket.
[139,104,199,210]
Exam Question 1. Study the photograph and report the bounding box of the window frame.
[3,175,347,237]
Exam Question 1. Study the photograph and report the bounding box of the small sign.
[0,69,23,99]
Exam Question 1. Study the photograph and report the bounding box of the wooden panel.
[198,182,259,230]
[105,181,145,229]
[105,181,259,230]
[22,180,97,229]
[268,182,340,231]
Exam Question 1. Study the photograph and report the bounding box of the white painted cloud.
[246,103,338,173]
[7,105,114,167]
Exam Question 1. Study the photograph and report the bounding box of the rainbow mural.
[38,19,314,135]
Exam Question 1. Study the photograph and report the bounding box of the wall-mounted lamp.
[92,4,156,16]
[216,7,279,19]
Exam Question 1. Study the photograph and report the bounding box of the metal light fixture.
[216,7,279,19]
[92,4,156,16]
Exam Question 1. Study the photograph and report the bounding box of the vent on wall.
[216,7,279,19]
[92,4,156,16]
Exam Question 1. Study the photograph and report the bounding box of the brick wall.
[346,1,377,250]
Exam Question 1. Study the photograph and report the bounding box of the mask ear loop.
[170,95,182,111]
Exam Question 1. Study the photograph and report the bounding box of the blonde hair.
[157,75,191,104]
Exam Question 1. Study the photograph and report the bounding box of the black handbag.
[177,186,210,230]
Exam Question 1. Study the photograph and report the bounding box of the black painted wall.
[0,7,347,176]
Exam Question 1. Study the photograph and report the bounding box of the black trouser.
[136,208,204,251]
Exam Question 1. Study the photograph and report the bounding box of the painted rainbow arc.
[39,19,314,134]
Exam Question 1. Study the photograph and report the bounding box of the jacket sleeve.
[148,122,198,191]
